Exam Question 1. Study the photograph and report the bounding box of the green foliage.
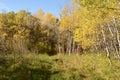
[0,1,120,79]
[0,53,120,80]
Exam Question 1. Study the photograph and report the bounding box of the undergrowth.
[0,53,120,80]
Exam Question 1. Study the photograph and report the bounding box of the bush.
[0,53,120,80]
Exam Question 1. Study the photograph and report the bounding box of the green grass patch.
[0,53,120,80]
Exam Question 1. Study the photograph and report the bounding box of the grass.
[0,53,120,80]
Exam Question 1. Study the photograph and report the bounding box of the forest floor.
[0,53,120,80]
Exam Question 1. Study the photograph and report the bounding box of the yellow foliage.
[2,33,7,37]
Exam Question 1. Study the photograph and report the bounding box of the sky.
[0,0,71,18]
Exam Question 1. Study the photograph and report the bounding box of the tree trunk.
[101,25,111,65]
[113,17,120,59]
[72,39,75,53]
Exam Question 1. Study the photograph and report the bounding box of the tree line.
[0,0,120,59]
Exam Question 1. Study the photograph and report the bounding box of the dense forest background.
[0,0,120,58]
[0,0,120,80]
